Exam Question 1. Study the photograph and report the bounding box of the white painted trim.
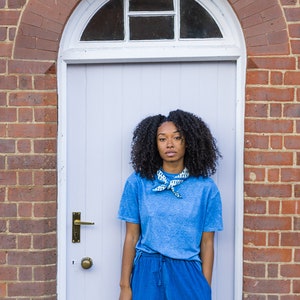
[57,0,246,299]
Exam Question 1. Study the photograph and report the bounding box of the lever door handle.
[72,212,95,243]
[74,220,95,226]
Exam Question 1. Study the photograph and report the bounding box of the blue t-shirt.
[118,170,223,261]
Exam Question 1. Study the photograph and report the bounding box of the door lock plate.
[72,212,95,243]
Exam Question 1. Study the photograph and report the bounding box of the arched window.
[81,0,222,41]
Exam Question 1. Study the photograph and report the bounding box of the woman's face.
[156,121,186,170]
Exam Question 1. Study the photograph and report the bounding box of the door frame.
[57,1,246,299]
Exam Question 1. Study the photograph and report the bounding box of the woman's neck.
[162,162,184,174]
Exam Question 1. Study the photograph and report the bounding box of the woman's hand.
[119,286,132,300]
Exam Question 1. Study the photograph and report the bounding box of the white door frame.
[57,1,246,299]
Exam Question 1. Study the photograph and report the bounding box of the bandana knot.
[152,168,189,198]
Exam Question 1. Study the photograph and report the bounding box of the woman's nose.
[166,139,174,147]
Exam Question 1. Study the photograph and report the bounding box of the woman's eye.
[174,136,182,140]
[158,138,166,142]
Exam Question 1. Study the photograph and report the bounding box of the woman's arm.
[200,231,215,286]
[119,222,141,300]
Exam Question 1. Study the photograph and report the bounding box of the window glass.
[129,0,174,11]
[81,0,124,41]
[80,0,222,41]
[130,17,174,40]
[180,0,222,38]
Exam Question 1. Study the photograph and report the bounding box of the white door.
[66,61,236,299]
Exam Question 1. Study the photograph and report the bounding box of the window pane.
[130,17,174,40]
[180,0,222,38]
[129,0,173,11]
[81,0,124,41]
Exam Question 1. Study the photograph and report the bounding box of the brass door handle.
[72,212,95,243]
[81,257,93,269]
[74,220,95,226]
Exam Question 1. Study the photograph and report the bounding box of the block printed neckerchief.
[152,168,189,198]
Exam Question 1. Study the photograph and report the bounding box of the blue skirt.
[131,251,211,300]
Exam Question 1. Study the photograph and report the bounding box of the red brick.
[0,234,16,249]
[247,57,296,70]
[16,139,31,153]
[0,203,17,217]
[0,107,17,122]
[19,266,32,280]
[247,87,294,101]
[34,108,57,122]
[245,134,269,149]
[289,24,300,38]
[244,215,292,230]
[267,168,280,182]
[0,139,15,153]
[34,139,56,153]
[9,219,56,234]
[281,168,300,181]
[0,171,16,185]
[270,71,283,85]
[34,170,56,185]
[8,186,56,202]
[269,200,281,214]
[7,155,56,170]
[245,183,292,197]
[0,43,13,57]
[0,282,6,298]
[244,167,265,182]
[8,0,27,9]
[281,232,300,246]
[8,281,56,297]
[7,124,57,138]
[34,75,57,90]
[244,199,267,214]
[267,30,288,45]
[284,71,300,85]
[33,233,56,249]
[244,231,266,246]
[0,266,17,280]
[244,247,292,263]
[0,11,20,25]
[0,27,6,41]
[17,235,32,249]
[243,262,266,277]
[268,264,279,278]
[296,185,300,198]
[7,249,56,265]
[283,104,300,118]
[270,136,283,149]
[291,40,300,54]
[18,107,33,122]
[9,92,57,106]
[246,71,268,84]
[245,103,268,118]
[245,151,293,165]
[18,171,33,185]
[284,7,300,21]
[8,60,55,75]
[268,232,280,246]
[19,75,33,89]
[284,136,300,149]
[18,203,32,217]
[34,202,56,218]
[246,119,293,133]
[34,265,56,281]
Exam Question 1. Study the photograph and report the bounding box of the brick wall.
[0,0,299,299]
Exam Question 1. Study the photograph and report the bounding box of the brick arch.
[13,0,81,60]
[14,0,289,60]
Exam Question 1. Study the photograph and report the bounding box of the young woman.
[118,110,223,300]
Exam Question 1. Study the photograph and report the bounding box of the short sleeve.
[203,185,223,232]
[117,174,140,224]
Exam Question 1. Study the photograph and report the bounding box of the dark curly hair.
[131,109,221,179]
